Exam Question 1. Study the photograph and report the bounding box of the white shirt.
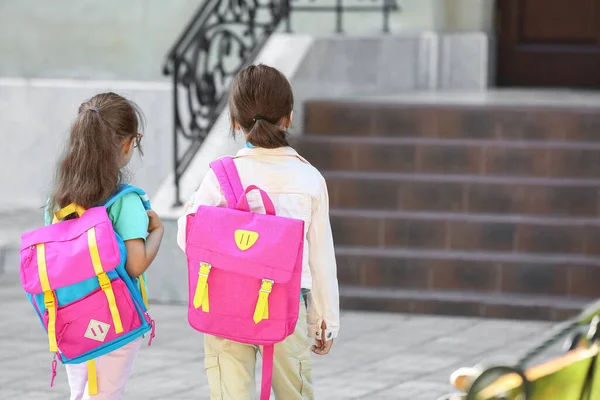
[176,146,340,340]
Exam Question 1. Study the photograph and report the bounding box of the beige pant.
[204,298,313,400]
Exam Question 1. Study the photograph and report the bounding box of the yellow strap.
[87,360,98,396]
[88,228,105,276]
[44,291,58,352]
[253,280,273,324]
[53,203,86,223]
[37,243,51,292]
[193,263,211,312]
[37,244,58,352]
[88,228,123,333]
[139,275,149,309]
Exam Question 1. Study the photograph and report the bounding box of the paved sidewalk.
[0,280,560,400]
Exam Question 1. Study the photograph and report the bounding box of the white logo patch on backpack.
[84,320,111,342]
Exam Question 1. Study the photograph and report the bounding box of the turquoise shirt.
[107,193,149,242]
[108,193,150,295]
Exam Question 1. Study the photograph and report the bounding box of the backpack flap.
[20,206,120,294]
[186,205,304,284]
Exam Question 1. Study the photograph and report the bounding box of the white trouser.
[65,338,142,400]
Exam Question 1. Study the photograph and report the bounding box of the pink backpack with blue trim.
[20,185,156,396]
[185,157,305,400]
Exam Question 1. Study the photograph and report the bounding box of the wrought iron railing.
[163,0,399,206]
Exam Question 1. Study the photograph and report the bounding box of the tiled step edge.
[295,135,600,149]
[322,170,600,187]
[340,285,589,308]
[330,208,600,227]
[339,285,589,321]
[335,246,600,266]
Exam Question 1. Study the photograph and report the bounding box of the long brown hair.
[228,64,294,148]
[50,92,144,213]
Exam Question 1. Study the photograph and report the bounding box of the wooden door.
[496,0,600,87]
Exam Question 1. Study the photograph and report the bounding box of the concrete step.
[303,100,600,140]
[325,171,600,217]
[335,246,600,299]
[293,135,600,178]
[330,209,600,257]
[339,285,588,321]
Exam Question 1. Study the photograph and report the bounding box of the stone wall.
[0,0,495,80]
[0,0,198,81]
[0,78,172,212]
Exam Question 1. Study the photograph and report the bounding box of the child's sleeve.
[307,175,340,341]
[176,169,226,252]
[109,193,149,241]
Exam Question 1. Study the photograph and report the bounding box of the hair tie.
[90,108,99,113]
[253,114,265,122]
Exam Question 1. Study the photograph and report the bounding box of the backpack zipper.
[50,354,58,388]
[23,246,35,268]
[49,323,69,388]
[131,296,156,346]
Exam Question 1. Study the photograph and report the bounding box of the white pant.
[65,338,142,400]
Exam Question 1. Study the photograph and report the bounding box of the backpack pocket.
[43,278,141,359]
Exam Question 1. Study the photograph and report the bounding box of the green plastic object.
[450,299,600,400]
[473,347,599,399]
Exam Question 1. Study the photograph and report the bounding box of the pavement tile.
[0,283,558,399]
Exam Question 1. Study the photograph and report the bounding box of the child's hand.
[147,210,164,233]
[311,320,334,355]
[125,210,164,278]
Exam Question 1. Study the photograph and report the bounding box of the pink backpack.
[20,186,155,396]
[185,157,304,400]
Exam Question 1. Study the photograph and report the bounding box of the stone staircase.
[293,99,600,321]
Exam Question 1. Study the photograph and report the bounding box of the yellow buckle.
[96,272,123,333]
[98,273,111,290]
[260,279,274,293]
[43,290,58,352]
[193,263,211,312]
[254,279,274,324]
[199,263,212,277]
[43,291,55,308]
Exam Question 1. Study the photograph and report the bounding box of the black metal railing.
[284,0,399,34]
[163,0,399,206]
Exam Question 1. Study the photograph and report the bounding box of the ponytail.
[246,118,289,148]
[228,64,294,149]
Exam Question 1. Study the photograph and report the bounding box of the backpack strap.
[209,157,244,209]
[104,184,151,210]
[104,184,152,309]
[208,157,275,399]
[87,360,98,395]
[261,344,274,400]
